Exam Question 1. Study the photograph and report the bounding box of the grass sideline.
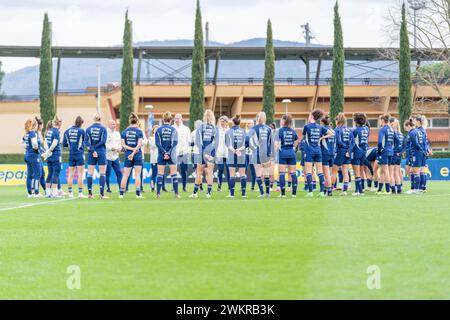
[0,182,449,299]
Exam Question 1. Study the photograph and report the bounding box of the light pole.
[96,65,101,114]
[145,104,154,134]
[407,0,427,49]
[282,99,292,115]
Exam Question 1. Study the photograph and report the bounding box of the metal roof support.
[136,50,143,84]
[54,53,62,113]
[210,51,221,111]
[312,53,323,110]
[300,56,310,85]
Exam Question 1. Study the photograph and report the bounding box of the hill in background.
[1,38,397,96]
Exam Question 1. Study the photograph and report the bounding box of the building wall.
[1,84,449,153]
[1,95,112,153]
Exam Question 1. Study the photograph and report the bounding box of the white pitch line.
[0,198,74,212]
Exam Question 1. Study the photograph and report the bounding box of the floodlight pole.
[97,65,101,114]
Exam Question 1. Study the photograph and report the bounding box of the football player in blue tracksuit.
[63,116,87,198]
[363,147,377,191]
[376,113,395,194]
[191,110,217,199]
[332,113,353,196]
[303,109,334,198]
[85,113,108,199]
[32,118,47,194]
[351,113,369,196]
[23,119,42,197]
[43,117,63,198]
[119,113,145,198]
[407,115,428,194]
[155,112,179,199]
[225,114,247,198]
[320,116,335,196]
[416,116,431,192]
[24,118,47,196]
[390,118,404,194]
[275,114,299,198]
[403,119,414,189]
[249,111,272,197]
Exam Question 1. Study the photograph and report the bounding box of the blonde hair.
[151,125,159,136]
[421,115,428,129]
[24,119,36,133]
[391,118,400,132]
[256,111,266,125]
[335,113,346,126]
[52,115,62,127]
[203,109,215,125]
[93,113,102,122]
[163,111,173,123]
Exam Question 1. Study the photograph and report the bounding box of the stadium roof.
[0,45,445,61]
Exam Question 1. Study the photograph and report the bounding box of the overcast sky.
[0,0,400,72]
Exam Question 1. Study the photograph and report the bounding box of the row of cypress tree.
[39,1,412,131]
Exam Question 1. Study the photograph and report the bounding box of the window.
[274,119,281,128]
[294,119,306,129]
[183,120,189,127]
[346,119,354,128]
[431,118,449,128]
[367,119,378,128]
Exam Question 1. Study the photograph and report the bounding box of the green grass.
[0,182,449,299]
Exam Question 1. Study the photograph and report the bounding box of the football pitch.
[0,182,449,299]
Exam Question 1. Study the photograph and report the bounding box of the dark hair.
[35,117,43,127]
[270,122,276,130]
[129,112,139,125]
[404,119,414,127]
[311,109,325,121]
[320,115,331,127]
[415,115,423,124]
[282,114,293,127]
[74,116,84,128]
[232,114,241,126]
[353,113,367,126]
[379,113,390,124]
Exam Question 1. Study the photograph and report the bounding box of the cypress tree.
[39,13,55,131]
[398,3,412,132]
[189,0,205,130]
[262,19,275,125]
[120,11,134,132]
[330,2,345,124]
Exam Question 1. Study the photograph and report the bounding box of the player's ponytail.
[93,113,102,122]
[46,120,53,133]
[281,114,293,127]
[353,113,367,126]
[162,111,172,124]
[335,113,346,127]
[379,113,390,125]
[24,119,36,133]
[311,109,324,121]
[75,116,84,128]
[232,114,241,126]
[129,112,139,125]
[52,115,62,127]
[256,112,266,125]
[321,115,331,127]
